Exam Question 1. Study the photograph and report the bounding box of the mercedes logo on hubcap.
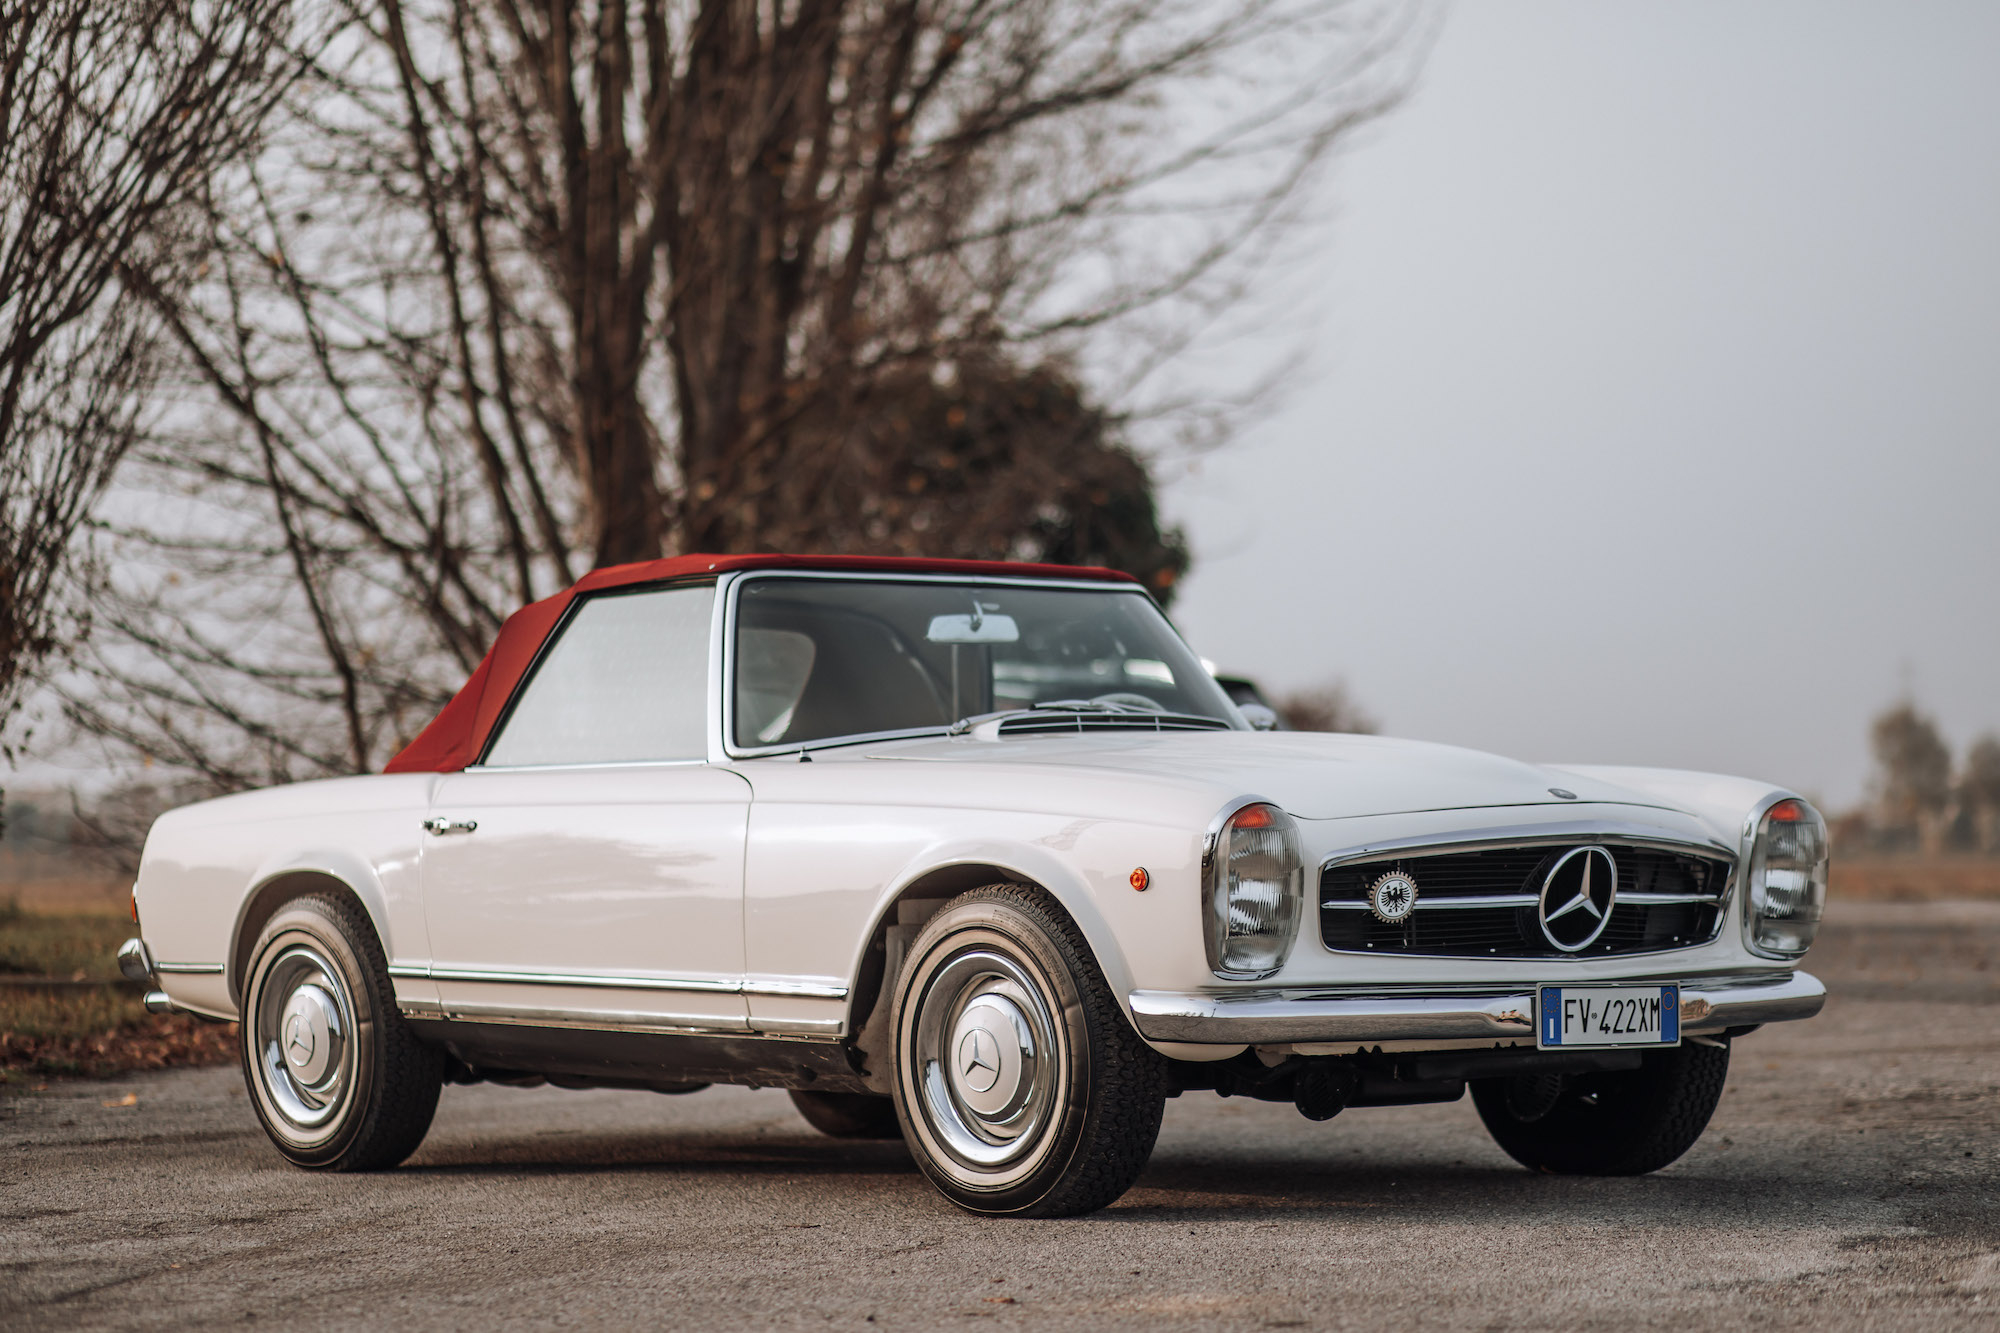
[1539,846,1618,952]
[957,1027,1001,1094]
[284,1011,316,1065]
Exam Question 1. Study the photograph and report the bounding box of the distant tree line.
[1843,701,2000,855]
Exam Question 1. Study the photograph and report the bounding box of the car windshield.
[732,577,1241,749]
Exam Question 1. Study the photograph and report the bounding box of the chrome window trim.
[473,575,723,770]
[461,758,711,774]
[716,569,1238,760]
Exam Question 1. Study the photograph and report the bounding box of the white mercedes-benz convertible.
[120,554,1828,1216]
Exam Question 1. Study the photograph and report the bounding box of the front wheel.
[890,884,1166,1217]
[1471,1039,1731,1175]
[240,894,444,1171]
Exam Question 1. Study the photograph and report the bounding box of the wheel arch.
[842,850,1132,1042]
[229,867,386,1008]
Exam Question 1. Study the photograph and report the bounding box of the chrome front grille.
[1319,843,1731,958]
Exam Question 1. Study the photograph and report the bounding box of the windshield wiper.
[946,699,1160,736]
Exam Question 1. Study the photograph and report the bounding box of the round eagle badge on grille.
[1539,846,1618,952]
[1368,870,1419,924]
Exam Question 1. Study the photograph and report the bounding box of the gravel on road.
[4,901,1996,1331]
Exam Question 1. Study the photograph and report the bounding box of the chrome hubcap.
[252,944,355,1134]
[911,949,1061,1173]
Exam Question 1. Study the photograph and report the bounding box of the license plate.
[1537,984,1680,1049]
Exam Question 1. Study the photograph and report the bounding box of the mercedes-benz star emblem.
[957,1028,1001,1094]
[1368,870,1419,924]
[284,1012,315,1063]
[1539,845,1618,952]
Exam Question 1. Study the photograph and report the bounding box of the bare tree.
[1957,734,2000,855]
[1869,701,1952,852]
[1276,679,1377,734]
[0,0,299,751]
[61,0,1423,795]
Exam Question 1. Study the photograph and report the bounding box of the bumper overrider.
[1129,969,1825,1046]
[117,937,180,1015]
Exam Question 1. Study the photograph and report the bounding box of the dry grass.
[0,900,237,1085]
[1830,856,2000,902]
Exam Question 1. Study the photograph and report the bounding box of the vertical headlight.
[1204,802,1304,978]
[1745,797,1828,957]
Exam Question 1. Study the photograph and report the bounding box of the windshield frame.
[719,569,1245,757]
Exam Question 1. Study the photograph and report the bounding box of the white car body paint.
[134,730,1801,1047]
[130,566,1821,1063]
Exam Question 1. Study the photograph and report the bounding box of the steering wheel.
[1089,692,1167,714]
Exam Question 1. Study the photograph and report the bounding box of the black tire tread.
[901,883,1166,1217]
[1472,1039,1730,1176]
[243,892,443,1172]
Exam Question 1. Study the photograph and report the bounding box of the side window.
[483,584,714,766]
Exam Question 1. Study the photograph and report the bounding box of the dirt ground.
[3,898,1996,1331]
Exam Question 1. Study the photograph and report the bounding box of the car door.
[419,582,751,1032]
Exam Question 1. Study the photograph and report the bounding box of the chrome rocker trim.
[388,963,848,1001]
[1128,969,1826,1045]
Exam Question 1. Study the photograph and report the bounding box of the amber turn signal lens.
[1767,798,1807,822]
[130,890,139,925]
[1129,867,1150,892]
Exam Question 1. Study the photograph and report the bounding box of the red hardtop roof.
[383,553,1137,773]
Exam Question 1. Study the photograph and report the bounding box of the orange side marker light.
[1129,867,1150,892]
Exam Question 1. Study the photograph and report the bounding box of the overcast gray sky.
[1162,0,2000,810]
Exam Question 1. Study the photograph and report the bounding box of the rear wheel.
[890,884,1166,1217]
[789,1089,902,1139]
[240,894,444,1171]
[1471,1039,1730,1175]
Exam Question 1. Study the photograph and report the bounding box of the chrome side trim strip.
[429,966,740,993]
[398,1003,842,1043]
[390,965,849,1001]
[743,979,849,1000]
[1128,970,1825,1045]
[153,962,225,975]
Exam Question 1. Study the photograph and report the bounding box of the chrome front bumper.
[1129,970,1825,1045]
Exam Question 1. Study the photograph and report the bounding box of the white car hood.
[862,730,1678,822]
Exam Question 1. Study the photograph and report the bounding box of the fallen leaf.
[984,1296,1016,1305]
[102,1093,138,1108]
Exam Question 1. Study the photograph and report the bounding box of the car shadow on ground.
[1111,1154,1897,1230]
[405,1129,917,1177]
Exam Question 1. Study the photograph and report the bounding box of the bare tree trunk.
[53,0,1422,800]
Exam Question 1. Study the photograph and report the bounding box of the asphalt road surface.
[6,902,1997,1331]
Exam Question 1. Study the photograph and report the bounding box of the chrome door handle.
[422,817,478,836]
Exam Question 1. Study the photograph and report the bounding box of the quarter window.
[484,584,714,766]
